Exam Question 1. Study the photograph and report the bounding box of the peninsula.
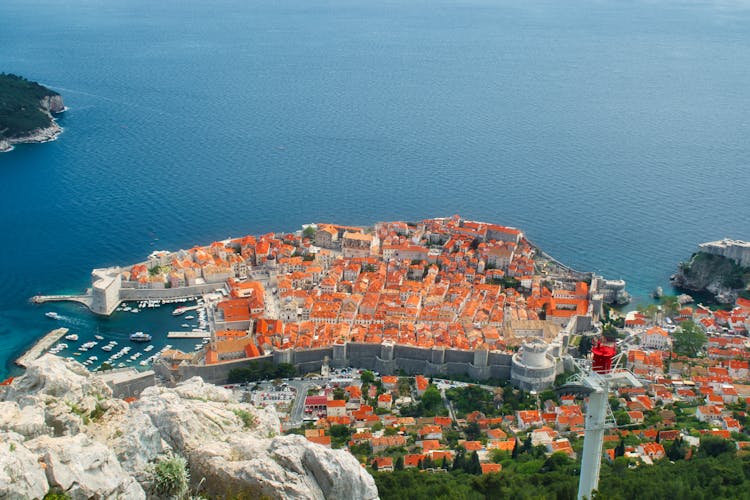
[34,216,628,387]
[0,73,65,152]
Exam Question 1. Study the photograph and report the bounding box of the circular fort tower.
[510,338,556,391]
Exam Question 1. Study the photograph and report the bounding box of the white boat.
[131,309,140,313]
[45,312,62,320]
[185,315,195,320]
[129,332,152,342]
[65,334,79,341]
[94,335,104,341]
[102,345,113,352]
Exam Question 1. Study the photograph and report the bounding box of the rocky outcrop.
[671,250,748,303]
[27,434,145,500]
[41,94,65,114]
[0,432,48,500]
[0,355,378,499]
[0,123,61,153]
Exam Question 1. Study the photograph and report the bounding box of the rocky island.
[671,239,750,303]
[0,73,65,153]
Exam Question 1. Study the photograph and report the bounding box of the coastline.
[0,121,63,153]
[0,93,66,153]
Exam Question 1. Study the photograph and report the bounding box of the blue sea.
[1,0,749,378]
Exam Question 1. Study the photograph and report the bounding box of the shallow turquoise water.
[1,0,749,378]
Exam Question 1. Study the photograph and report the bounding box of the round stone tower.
[510,338,556,391]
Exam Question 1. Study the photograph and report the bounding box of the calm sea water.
[1,0,749,378]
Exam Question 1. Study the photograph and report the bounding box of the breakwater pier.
[167,331,211,339]
[15,328,68,368]
[31,293,93,308]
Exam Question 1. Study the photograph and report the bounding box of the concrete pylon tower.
[569,342,641,500]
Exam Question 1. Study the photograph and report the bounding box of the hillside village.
[224,288,750,478]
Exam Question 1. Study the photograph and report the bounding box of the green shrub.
[151,454,190,499]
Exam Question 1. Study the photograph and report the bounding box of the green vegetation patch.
[374,439,749,500]
[0,73,58,139]
[232,408,258,429]
[150,454,190,499]
[227,362,296,383]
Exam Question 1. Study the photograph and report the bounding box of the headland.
[0,73,65,152]
[671,238,750,304]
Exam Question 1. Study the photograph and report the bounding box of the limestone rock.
[299,438,378,500]
[4,354,111,403]
[0,401,48,439]
[1,357,378,500]
[105,407,168,477]
[27,433,145,499]
[188,434,378,500]
[135,378,280,451]
[0,432,48,500]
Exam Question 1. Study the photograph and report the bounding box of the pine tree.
[615,439,625,458]
[466,451,481,475]
[452,450,466,471]
[395,455,404,470]
[523,434,532,453]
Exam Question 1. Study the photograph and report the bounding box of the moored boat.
[129,332,152,342]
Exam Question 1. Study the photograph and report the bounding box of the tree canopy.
[0,73,59,139]
[672,320,707,357]
[227,362,295,383]
[373,445,750,500]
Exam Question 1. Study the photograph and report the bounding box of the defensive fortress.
[36,216,613,392]
[698,239,750,268]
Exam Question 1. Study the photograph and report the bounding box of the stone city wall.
[168,341,519,385]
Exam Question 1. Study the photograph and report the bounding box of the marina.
[15,296,216,373]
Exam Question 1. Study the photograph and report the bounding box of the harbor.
[15,328,69,368]
[18,296,215,374]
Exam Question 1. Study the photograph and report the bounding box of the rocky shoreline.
[0,94,65,153]
[670,245,750,304]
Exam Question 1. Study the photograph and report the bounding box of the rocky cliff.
[0,355,378,499]
[671,250,750,303]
